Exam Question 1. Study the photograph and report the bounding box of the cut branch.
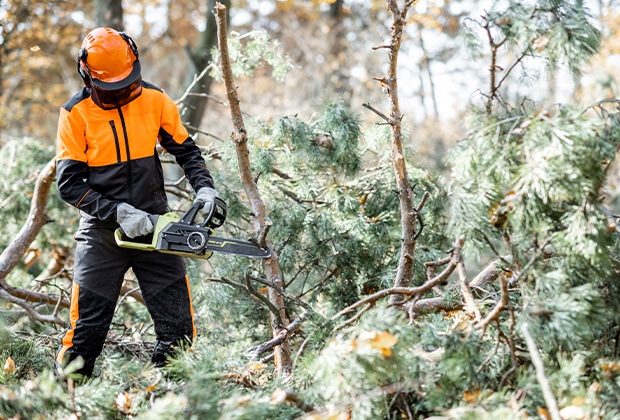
[378,1,419,304]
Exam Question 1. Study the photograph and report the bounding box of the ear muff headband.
[118,31,139,60]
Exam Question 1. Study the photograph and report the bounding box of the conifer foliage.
[3,0,620,419]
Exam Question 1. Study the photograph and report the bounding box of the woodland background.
[3,0,620,419]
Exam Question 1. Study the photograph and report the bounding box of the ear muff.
[76,48,91,87]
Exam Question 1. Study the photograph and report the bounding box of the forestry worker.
[54,27,219,378]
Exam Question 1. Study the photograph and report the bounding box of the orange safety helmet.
[77,27,141,91]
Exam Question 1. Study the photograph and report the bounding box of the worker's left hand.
[195,187,219,220]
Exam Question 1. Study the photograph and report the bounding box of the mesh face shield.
[91,78,142,109]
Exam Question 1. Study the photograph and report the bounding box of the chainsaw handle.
[204,197,227,229]
[180,196,227,229]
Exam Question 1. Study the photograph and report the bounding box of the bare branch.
[476,275,509,334]
[247,312,309,359]
[363,102,391,123]
[0,289,64,325]
[175,64,214,106]
[245,274,283,326]
[522,323,562,420]
[332,238,462,320]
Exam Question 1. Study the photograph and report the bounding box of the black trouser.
[56,225,195,377]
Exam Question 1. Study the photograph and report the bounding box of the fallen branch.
[0,289,64,325]
[0,158,70,323]
[247,311,309,359]
[0,158,56,285]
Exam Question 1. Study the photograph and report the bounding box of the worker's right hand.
[116,203,154,238]
[195,187,219,220]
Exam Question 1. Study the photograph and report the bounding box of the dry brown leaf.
[355,330,398,357]
[3,357,16,375]
[463,388,481,403]
[538,407,551,420]
[247,361,267,373]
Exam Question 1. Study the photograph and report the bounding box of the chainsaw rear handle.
[114,228,156,251]
[180,196,227,229]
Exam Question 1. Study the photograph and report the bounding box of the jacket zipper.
[109,121,122,163]
[115,108,133,203]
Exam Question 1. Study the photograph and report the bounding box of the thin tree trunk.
[383,1,419,304]
[214,2,293,378]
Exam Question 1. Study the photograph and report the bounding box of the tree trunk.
[383,1,419,305]
[182,0,230,131]
[214,2,293,378]
[95,0,124,29]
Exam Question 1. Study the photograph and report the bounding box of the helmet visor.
[91,59,141,91]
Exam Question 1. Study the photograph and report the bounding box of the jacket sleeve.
[158,93,215,192]
[55,107,119,221]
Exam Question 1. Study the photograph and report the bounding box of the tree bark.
[214,2,293,378]
[95,0,124,30]
[382,1,419,304]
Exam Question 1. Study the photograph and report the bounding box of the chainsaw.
[114,197,271,259]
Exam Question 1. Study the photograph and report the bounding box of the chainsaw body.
[115,197,271,259]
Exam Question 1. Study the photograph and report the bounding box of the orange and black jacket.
[56,81,214,225]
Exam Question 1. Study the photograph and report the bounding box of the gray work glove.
[116,203,154,238]
[195,187,219,219]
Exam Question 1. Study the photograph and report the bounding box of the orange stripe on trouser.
[56,283,80,365]
[185,274,197,341]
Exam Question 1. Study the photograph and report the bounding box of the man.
[55,27,219,378]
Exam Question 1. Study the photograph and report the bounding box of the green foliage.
[463,0,601,89]
[0,316,50,389]
[306,306,425,419]
[5,1,620,418]
[210,30,293,81]
[446,103,620,358]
